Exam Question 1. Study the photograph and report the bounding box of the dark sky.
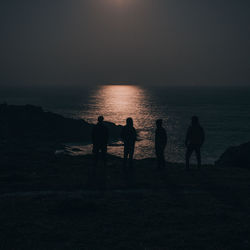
[1,0,250,86]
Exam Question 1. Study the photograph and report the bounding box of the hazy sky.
[1,0,250,86]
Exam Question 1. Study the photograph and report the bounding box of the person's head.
[191,116,199,126]
[156,119,163,128]
[126,117,133,127]
[98,116,104,123]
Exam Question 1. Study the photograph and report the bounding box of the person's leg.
[157,147,165,169]
[156,149,165,169]
[91,146,99,182]
[92,146,99,168]
[161,149,166,168]
[101,146,107,167]
[185,146,193,170]
[123,146,129,169]
[156,150,161,169]
[195,147,201,169]
[100,146,107,189]
[129,146,134,169]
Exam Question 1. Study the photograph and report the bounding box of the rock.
[0,103,122,144]
[215,141,250,168]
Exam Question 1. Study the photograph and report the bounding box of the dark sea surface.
[1,85,250,163]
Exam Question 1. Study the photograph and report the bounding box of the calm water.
[1,85,250,163]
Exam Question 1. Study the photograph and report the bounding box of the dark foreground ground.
[0,147,250,250]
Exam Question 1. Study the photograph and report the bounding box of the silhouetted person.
[185,116,205,170]
[155,119,167,169]
[92,116,109,167]
[121,117,137,171]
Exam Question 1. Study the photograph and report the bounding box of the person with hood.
[185,116,205,170]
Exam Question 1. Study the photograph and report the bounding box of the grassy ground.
[0,152,249,249]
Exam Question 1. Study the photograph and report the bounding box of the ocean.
[1,85,250,164]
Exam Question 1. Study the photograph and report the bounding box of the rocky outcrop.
[0,103,122,144]
[215,141,250,168]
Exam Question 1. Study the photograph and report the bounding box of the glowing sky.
[0,0,250,86]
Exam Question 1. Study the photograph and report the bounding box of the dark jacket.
[92,122,109,147]
[155,127,167,150]
[120,125,137,147]
[185,124,205,146]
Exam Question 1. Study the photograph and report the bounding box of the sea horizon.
[1,84,250,164]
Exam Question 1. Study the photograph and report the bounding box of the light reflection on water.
[2,84,250,163]
[65,85,250,164]
[81,85,159,128]
[75,85,165,160]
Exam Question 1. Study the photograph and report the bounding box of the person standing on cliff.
[185,116,205,170]
[155,119,167,169]
[120,117,137,172]
[92,116,109,168]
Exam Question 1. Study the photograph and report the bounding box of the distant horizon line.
[0,81,250,88]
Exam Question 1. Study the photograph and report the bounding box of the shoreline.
[0,103,250,249]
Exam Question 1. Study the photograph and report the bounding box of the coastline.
[1,104,250,249]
